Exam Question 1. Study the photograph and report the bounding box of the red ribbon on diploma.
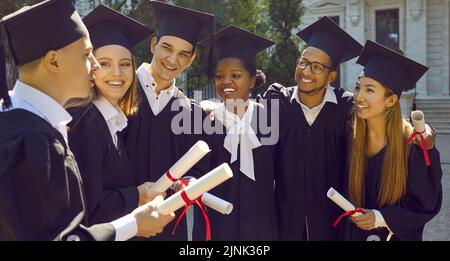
[165,170,211,241]
[333,208,365,228]
[166,170,179,183]
[406,130,431,167]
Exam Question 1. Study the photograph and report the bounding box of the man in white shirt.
[263,16,362,241]
[124,1,214,241]
[0,0,174,241]
[264,17,435,241]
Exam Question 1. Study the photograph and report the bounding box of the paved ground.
[423,134,450,241]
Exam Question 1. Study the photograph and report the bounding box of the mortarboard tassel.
[0,41,12,110]
[206,36,214,80]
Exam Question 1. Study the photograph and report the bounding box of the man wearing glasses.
[263,16,363,240]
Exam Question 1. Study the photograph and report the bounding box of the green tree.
[219,0,271,82]
[172,0,271,96]
[266,0,303,88]
[127,0,160,67]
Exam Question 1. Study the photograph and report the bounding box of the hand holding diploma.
[327,187,394,241]
[408,110,434,166]
[157,163,233,240]
[157,163,233,215]
[132,195,175,238]
[327,187,364,228]
[138,181,166,205]
[349,209,375,230]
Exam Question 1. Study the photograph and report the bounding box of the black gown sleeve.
[380,145,443,240]
[0,131,116,241]
[59,223,116,241]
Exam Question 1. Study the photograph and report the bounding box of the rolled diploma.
[411,110,428,138]
[327,187,362,217]
[149,140,210,193]
[157,163,233,215]
[179,178,233,215]
[200,192,233,215]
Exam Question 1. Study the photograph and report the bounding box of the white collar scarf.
[214,101,262,181]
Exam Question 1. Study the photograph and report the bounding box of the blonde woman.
[67,5,162,226]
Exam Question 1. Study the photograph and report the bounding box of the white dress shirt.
[2,80,72,143]
[136,63,177,116]
[291,84,338,126]
[214,102,262,181]
[93,96,128,148]
[110,214,138,241]
[1,81,137,241]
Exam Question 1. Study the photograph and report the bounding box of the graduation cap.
[296,16,363,67]
[83,4,154,51]
[198,25,274,77]
[357,40,429,97]
[1,0,88,66]
[150,0,214,47]
[0,0,88,109]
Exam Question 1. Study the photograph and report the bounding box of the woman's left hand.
[138,182,166,206]
[418,124,435,150]
[200,100,218,120]
[350,209,375,231]
[409,123,436,150]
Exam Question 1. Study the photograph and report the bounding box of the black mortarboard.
[0,0,88,109]
[1,0,88,66]
[198,25,274,77]
[83,4,154,51]
[150,0,214,47]
[296,16,363,67]
[357,40,429,97]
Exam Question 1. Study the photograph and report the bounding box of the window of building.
[376,9,400,51]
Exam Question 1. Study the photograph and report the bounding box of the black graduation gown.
[263,83,354,241]
[68,104,138,226]
[342,145,442,241]
[193,102,278,241]
[124,83,208,240]
[0,109,115,240]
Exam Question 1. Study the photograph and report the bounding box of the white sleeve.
[110,214,138,241]
[373,209,389,229]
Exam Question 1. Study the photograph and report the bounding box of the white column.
[344,0,365,91]
[406,0,428,97]
[442,0,450,96]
